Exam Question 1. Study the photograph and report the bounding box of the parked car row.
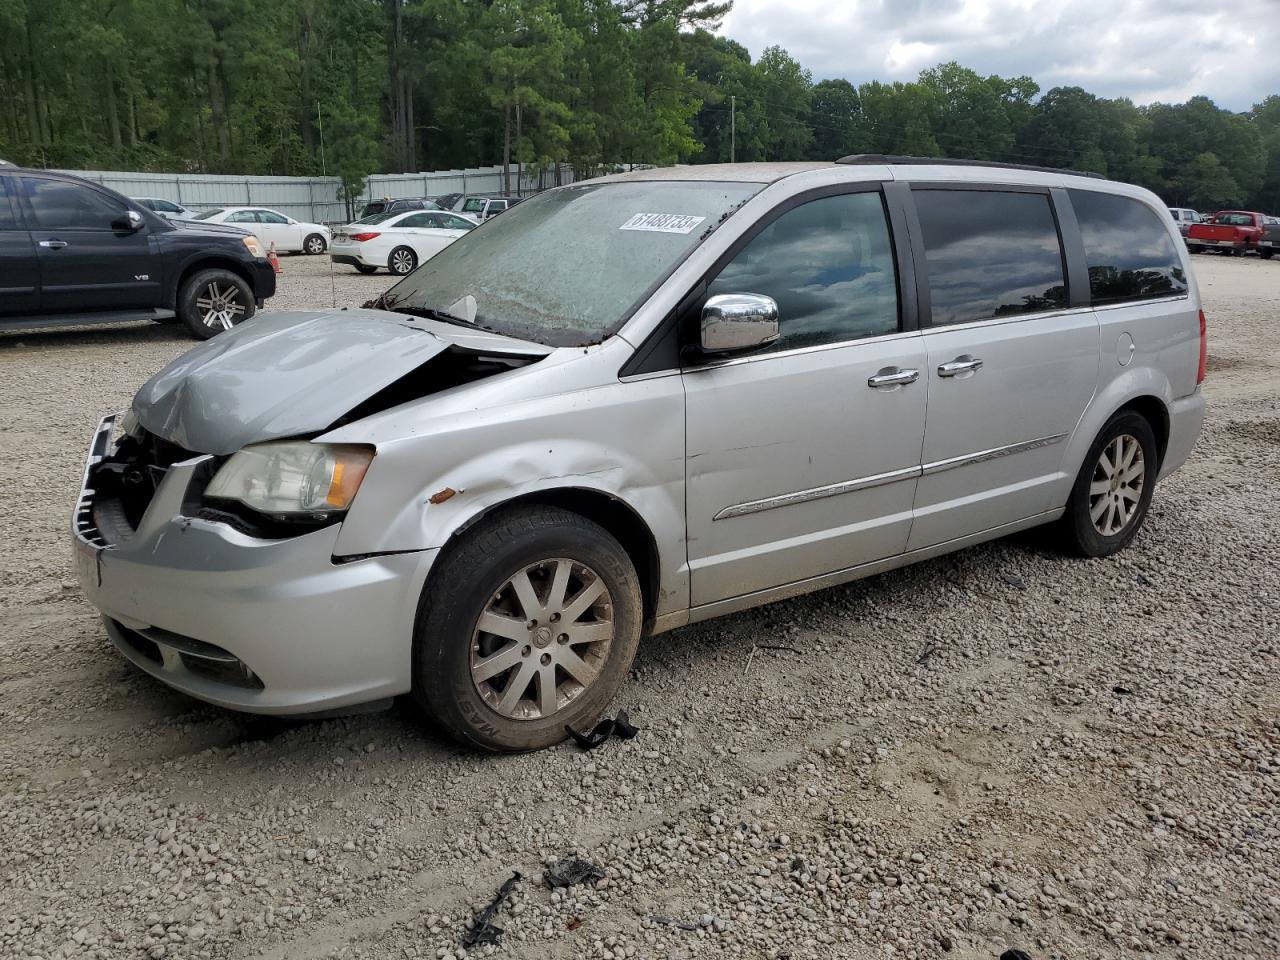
[1182,209,1279,259]
[358,192,521,222]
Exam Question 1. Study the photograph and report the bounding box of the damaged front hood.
[134,309,549,455]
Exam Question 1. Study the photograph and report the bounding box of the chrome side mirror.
[700,293,780,354]
[114,209,146,232]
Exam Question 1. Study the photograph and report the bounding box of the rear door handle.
[937,355,983,377]
[38,239,68,250]
[867,367,920,388]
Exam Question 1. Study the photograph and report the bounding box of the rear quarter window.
[1069,190,1187,306]
[0,178,19,229]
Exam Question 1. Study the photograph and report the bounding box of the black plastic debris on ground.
[545,857,605,888]
[462,870,521,947]
[1000,950,1034,960]
[999,571,1027,591]
[565,710,639,750]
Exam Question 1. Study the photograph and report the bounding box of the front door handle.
[38,239,68,250]
[937,355,983,377]
[867,366,920,388]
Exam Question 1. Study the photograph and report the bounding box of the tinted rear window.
[1069,190,1187,306]
[915,189,1067,326]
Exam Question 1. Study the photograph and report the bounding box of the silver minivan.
[73,158,1206,751]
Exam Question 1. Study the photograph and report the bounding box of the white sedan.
[193,206,332,254]
[330,210,478,275]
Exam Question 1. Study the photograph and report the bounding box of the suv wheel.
[304,233,327,255]
[177,268,255,340]
[413,505,643,752]
[389,246,417,276]
[1059,410,1158,557]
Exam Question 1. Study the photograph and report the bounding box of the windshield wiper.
[388,304,475,328]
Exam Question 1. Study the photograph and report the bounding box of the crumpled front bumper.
[72,416,436,715]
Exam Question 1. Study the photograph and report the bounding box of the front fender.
[327,377,689,617]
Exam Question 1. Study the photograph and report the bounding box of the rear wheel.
[1187,244,1204,254]
[1058,410,1157,558]
[389,245,417,276]
[413,505,643,752]
[1262,249,1275,260]
[177,268,255,340]
[304,233,327,255]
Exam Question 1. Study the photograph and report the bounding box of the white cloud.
[719,0,1280,110]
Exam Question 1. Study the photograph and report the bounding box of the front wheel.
[388,245,418,276]
[413,505,643,752]
[304,233,327,255]
[1058,411,1158,558]
[177,268,255,340]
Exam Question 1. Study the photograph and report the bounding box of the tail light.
[350,232,381,242]
[1196,309,1207,384]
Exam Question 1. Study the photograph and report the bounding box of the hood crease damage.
[134,309,548,455]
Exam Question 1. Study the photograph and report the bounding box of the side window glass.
[256,210,289,224]
[0,179,19,230]
[22,177,127,230]
[445,215,472,230]
[398,213,429,228]
[226,210,257,223]
[1069,190,1188,305]
[463,198,485,213]
[915,189,1067,325]
[706,191,900,352]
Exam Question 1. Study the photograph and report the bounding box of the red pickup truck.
[1186,211,1266,255]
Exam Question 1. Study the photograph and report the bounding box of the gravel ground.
[1,253,1277,960]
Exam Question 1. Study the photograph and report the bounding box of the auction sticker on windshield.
[619,213,706,234]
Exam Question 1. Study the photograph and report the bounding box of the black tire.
[354,263,379,274]
[413,505,643,752]
[1187,244,1204,254]
[1058,410,1158,558]
[388,245,417,276]
[304,233,327,255]
[177,268,255,340]
[1261,249,1275,260]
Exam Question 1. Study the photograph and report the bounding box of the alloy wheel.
[469,558,614,720]
[1089,434,1145,536]
[195,282,246,331]
[306,236,325,254]
[391,249,415,274]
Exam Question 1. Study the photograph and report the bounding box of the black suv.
[356,196,440,219]
[0,168,276,339]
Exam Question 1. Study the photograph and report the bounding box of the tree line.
[1,0,1278,212]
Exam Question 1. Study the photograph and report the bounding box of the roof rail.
[835,154,1106,180]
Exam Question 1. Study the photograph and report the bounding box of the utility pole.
[730,95,736,163]
[316,102,326,177]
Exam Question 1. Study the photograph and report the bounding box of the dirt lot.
[1,253,1277,960]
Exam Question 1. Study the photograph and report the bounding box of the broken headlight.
[205,442,374,520]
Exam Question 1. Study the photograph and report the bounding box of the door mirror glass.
[113,210,145,232]
[700,293,780,354]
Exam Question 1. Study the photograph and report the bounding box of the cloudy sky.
[720,0,1280,111]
